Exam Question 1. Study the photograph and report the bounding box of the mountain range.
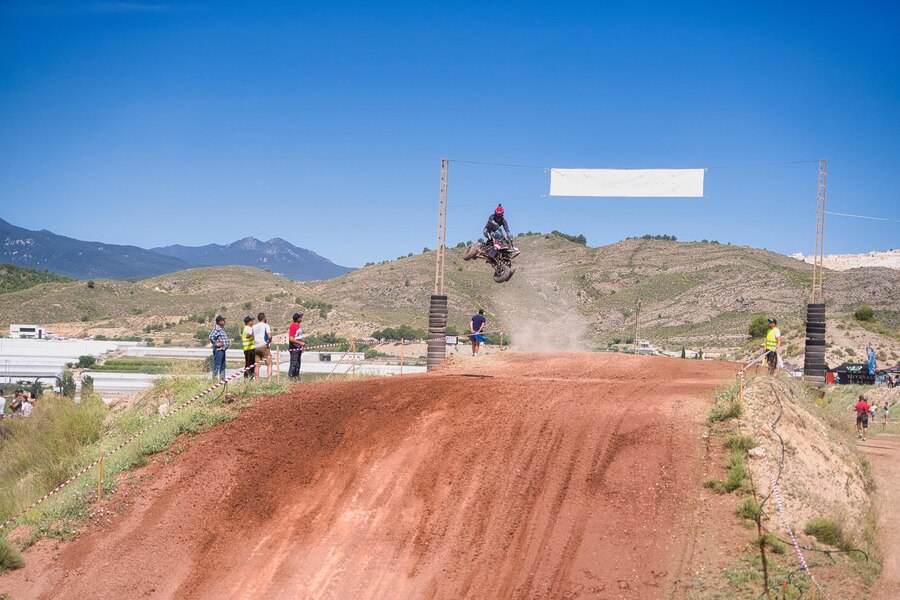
[0,218,351,281]
[151,238,352,281]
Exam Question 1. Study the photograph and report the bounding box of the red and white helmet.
[495,204,504,215]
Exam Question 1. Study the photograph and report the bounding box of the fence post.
[97,457,104,503]
[351,339,357,376]
[400,339,404,375]
[500,331,504,350]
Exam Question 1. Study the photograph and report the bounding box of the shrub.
[725,434,756,452]
[854,305,874,322]
[86,280,95,289]
[0,538,24,572]
[736,496,761,520]
[748,315,769,338]
[76,355,96,369]
[162,338,172,346]
[81,375,94,395]
[804,517,852,550]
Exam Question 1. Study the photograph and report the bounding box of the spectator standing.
[22,395,33,417]
[855,395,870,441]
[208,316,230,380]
[252,312,273,379]
[470,309,487,357]
[7,390,23,419]
[883,402,890,430]
[0,391,6,419]
[242,316,256,379]
[288,312,305,380]
[763,318,782,375]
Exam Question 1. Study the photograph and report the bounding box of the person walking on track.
[470,309,487,357]
[288,312,305,380]
[855,395,871,441]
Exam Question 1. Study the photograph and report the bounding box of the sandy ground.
[861,433,900,600]
[0,352,735,600]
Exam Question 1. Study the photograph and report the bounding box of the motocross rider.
[484,204,512,257]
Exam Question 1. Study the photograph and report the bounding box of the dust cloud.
[504,308,589,351]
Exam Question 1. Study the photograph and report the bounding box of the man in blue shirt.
[470,309,487,357]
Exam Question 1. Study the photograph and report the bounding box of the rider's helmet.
[495,204,504,215]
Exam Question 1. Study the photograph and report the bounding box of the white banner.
[549,168,705,197]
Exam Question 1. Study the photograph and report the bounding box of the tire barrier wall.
[427,294,448,371]
[804,302,826,386]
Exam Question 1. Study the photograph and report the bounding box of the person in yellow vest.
[242,315,256,379]
[763,318,782,375]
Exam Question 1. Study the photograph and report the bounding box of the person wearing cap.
[208,315,230,380]
[288,312,305,380]
[242,316,256,379]
[762,318,782,375]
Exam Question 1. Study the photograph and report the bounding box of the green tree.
[748,315,769,338]
[77,355,96,369]
[81,374,94,396]
[61,372,76,397]
[854,305,874,321]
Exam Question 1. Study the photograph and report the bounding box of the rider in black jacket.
[484,205,511,256]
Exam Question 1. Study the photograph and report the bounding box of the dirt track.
[1,353,735,599]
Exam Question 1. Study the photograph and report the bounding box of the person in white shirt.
[22,398,33,417]
[0,392,6,419]
[252,312,273,379]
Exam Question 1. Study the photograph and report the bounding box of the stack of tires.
[427,295,448,371]
[803,302,827,386]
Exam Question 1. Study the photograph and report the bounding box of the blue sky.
[1,1,897,267]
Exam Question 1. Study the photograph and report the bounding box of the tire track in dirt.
[0,353,735,599]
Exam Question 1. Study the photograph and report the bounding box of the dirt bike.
[462,236,520,283]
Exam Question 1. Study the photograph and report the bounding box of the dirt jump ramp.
[2,353,735,599]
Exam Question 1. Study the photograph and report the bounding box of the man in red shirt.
[855,395,870,441]
[288,312,305,380]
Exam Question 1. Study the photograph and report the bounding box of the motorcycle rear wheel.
[462,244,479,261]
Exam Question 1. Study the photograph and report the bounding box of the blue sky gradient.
[1,1,897,267]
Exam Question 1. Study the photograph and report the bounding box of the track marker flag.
[549,168,705,198]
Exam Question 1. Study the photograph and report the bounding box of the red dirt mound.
[1,353,735,599]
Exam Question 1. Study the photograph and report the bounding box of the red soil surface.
[1,352,735,599]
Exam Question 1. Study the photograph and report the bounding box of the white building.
[10,324,47,339]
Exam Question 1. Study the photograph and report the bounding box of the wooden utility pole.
[434,158,449,295]
[633,298,641,352]
[810,159,827,303]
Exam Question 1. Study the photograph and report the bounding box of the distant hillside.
[0,218,191,280]
[151,237,353,281]
[0,263,71,294]
[0,235,897,359]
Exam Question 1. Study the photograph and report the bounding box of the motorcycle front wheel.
[493,263,513,283]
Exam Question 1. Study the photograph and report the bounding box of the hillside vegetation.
[0,264,71,295]
[0,236,897,355]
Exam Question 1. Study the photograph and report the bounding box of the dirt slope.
[1,353,735,599]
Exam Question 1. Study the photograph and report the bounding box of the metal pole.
[810,159,827,303]
[351,339,357,376]
[399,339,404,375]
[434,158,449,295]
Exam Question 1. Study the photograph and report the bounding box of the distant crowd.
[0,388,35,419]
[207,311,305,380]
